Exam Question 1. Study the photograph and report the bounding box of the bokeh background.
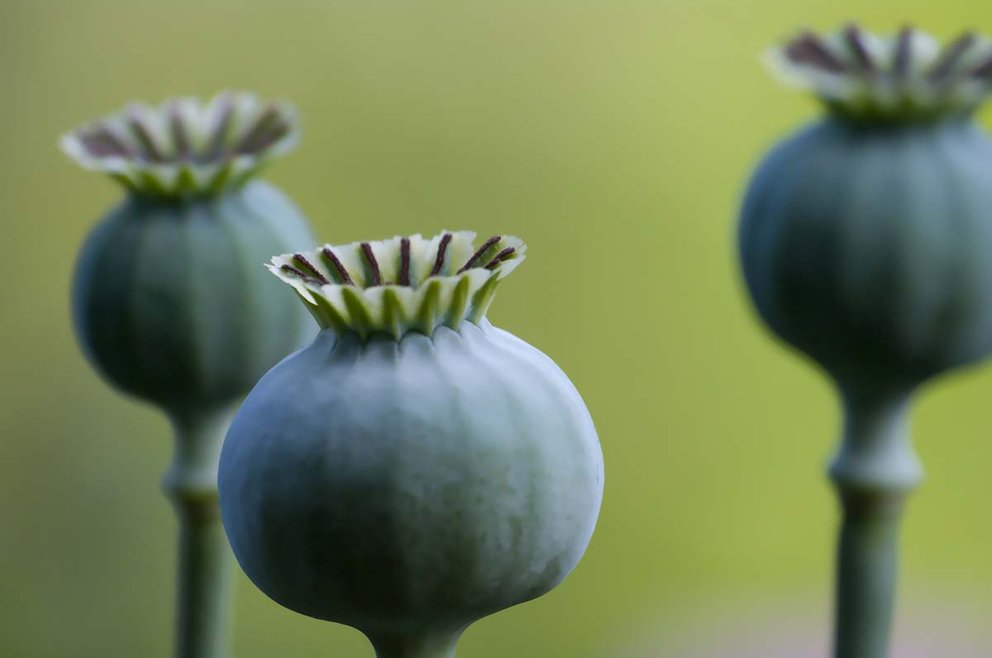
[3,1,992,656]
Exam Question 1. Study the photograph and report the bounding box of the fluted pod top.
[61,91,298,197]
[270,231,526,340]
[769,25,992,122]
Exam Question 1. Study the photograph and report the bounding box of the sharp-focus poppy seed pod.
[63,91,316,658]
[219,232,604,658]
[738,26,992,658]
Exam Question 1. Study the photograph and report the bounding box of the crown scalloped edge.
[60,91,299,197]
[269,231,526,340]
[767,24,992,121]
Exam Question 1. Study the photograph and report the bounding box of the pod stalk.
[164,408,237,658]
[829,388,923,658]
[369,631,461,658]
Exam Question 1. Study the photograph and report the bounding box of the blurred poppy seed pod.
[66,92,314,413]
[219,232,604,658]
[63,92,315,658]
[738,26,992,658]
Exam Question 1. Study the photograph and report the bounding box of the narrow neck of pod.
[828,384,922,658]
[829,384,922,497]
[163,406,236,507]
[825,112,977,138]
[823,106,980,130]
[369,630,461,658]
[124,182,243,211]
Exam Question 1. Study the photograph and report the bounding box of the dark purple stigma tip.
[80,126,133,158]
[361,242,383,286]
[785,32,847,74]
[458,235,502,274]
[205,97,235,161]
[893,27,913,78]
[971,55,992,80]
[127,115,165,163]
[929,32,977,81]
[430,233,453,276]
[292,254,330,285]
[235,104,281,155]
[399,238,411,286]
[320,247,354,285]
[484,246,516,270]
[280,264,321,285]
[168,104,192,159]
[843,24,875,73]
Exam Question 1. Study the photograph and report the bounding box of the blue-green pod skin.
[73,181,315,412]
[218,320,603,639]
[739,118,992,387]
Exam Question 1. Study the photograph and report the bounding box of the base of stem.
[369,629,462,658]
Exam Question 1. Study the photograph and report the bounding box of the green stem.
[163,408,236,658]
[828,386,922,658]
[834,491,905,658]
[369,630,461,658]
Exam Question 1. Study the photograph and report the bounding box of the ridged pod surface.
[740,117,992,387]
[73,180,314,411]
[219,232,604,658]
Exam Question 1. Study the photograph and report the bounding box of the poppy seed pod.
[741,28,992,387]
[219,232,604,658]
[67,92,315,414]
[64,91,316,658]
[738,26,992,658]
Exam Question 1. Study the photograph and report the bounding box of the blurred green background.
[3,1,992,656]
